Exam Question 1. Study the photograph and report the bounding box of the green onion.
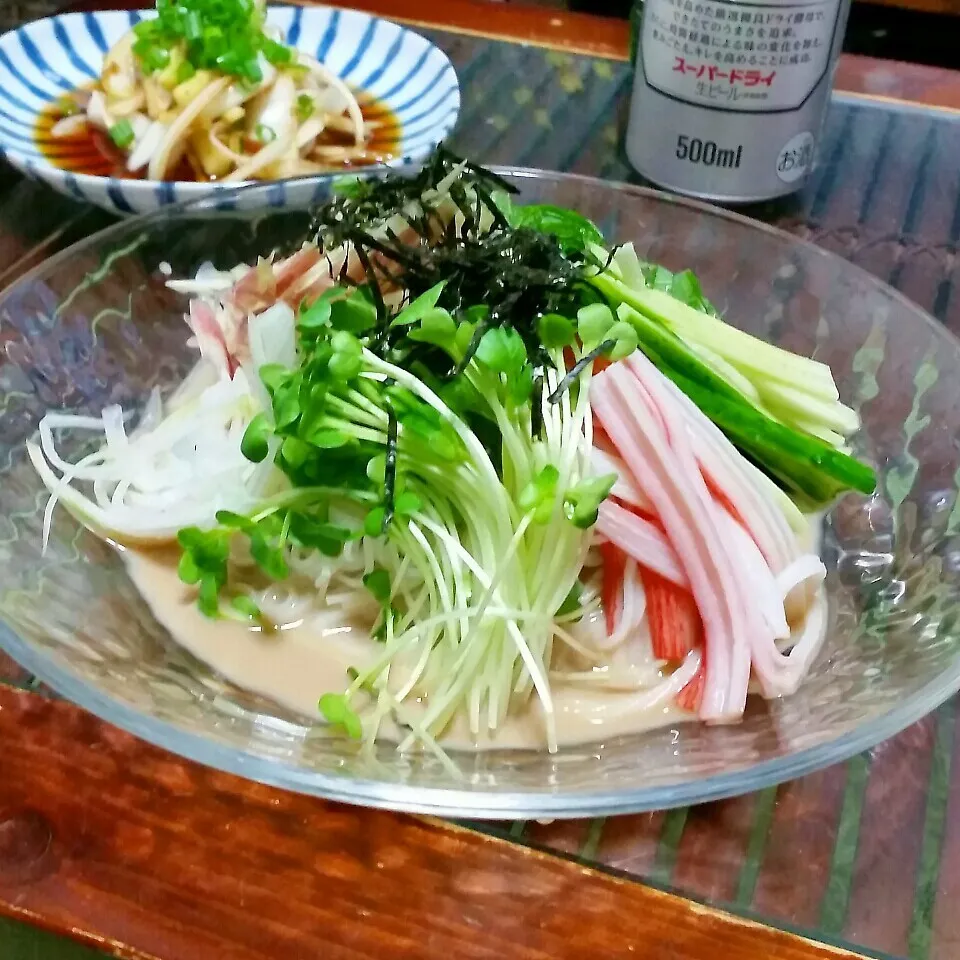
[262,38,293,65]
[56,95,79,117]
[255,123,276,144]
[132,19,159,39]
[129,0,298,81]
[184,9,202,42]
[215,49,240,74]
[239,57,264,84]
[108,118,135,150]
[175,60,196,84]
[133,38,171,74]
[296,93,314,123]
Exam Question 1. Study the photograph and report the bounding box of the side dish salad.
[49,0,383,181]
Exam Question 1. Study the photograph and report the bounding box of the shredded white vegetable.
[30,367,273,547]
[51,15,381,181]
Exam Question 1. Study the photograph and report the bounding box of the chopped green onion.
[56,95,79,117]
[132,19,159,39]
[263,39,293,65]
[133,38,171,74]
[255,123,276,144]
[128,0,298,81]
[215,49,240,74]
[108,119,135,150]
[183,9,202,42]
[175,60,196,84]
[240,57,263,84]
[204,25,225,51]
[296,93,314,123]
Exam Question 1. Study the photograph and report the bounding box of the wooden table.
[860,0,960,14]
[4,2,960,958]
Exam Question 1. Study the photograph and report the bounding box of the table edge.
[0,683,878,960]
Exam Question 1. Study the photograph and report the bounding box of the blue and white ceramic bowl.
[0,7,460,216]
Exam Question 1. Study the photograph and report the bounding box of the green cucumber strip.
[667,370,877,504]
[790,419,848,450]
[610,305,876,507]
[610,242,646,288]
[755,378,860,437]
[592,273,840,401]
[614,303,747,405]
[687,340,764,406]
[746,460,810,535]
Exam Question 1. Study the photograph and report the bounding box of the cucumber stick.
[591,272,840,401]
[611,303,876,508]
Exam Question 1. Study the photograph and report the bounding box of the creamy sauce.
[123,517,827,750]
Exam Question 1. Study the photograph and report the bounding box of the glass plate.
[0,170,956,818]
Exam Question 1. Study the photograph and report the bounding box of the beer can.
[625,0,851,203]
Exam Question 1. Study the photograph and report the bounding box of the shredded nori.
[547,339,616,404]
[308,148,592,379]
[297,148,606,487]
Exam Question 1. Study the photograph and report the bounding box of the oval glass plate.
[0,169,957,818]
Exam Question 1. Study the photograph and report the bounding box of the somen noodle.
[28,149,876,761]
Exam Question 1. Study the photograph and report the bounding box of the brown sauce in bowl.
[35,92,401,181]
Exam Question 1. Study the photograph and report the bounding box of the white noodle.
[300,54,365,146]
[223,129,296,182]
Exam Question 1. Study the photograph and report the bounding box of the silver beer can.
[625,0,852,203]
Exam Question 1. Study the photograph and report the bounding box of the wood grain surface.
[857,0,960,15]
[329,0,629,57]
[69,0,960,116]
[0,685,875,960]
[68,0,629,58]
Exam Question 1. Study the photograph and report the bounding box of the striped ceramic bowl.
[0,7,460,216]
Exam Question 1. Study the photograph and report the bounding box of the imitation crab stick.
[595,546,650,652]
[594,348,832,720]
[654,370,803,574]
[642,569,703,662]
[596,499,688,588]
[675,661,706,712]
[592,356,755,721]
[591,446,651,514]
[599,540,627,636]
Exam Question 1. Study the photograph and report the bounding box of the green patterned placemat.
[0,917,103,959]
